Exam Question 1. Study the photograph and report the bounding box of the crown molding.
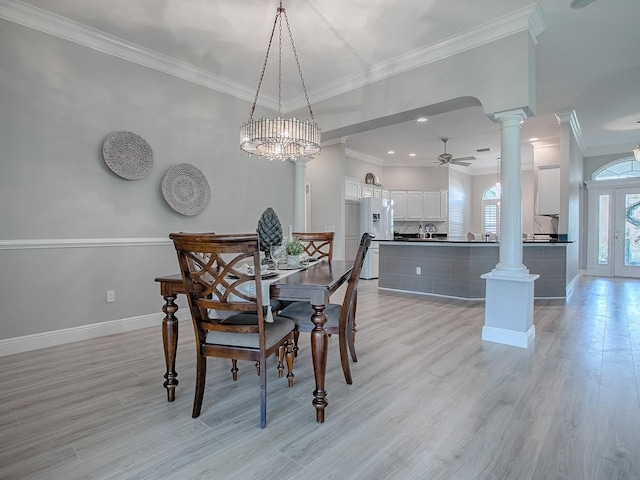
[584,144,638,158]
[555,109,586,154]
[0,0,280,110]
[0,0,545,114]
[287,4,546,111]
[345,148,385,166]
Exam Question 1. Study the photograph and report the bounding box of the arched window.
[593,157,640,180]
[482,185,501,235]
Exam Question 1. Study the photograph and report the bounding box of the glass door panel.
[613,187,640,278]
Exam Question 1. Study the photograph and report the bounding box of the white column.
[293,158,310,232]
[481,109,539,349]
[493,110,528,277]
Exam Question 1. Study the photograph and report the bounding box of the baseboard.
[482,325,535,349]
[0,313,171,357]
[566,273,579,295]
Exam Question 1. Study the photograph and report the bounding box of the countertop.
[382,237,572,244]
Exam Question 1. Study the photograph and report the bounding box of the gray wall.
[0,20,293,340]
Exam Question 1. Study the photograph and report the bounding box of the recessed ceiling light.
[529,137,539,142]
[387,150,395,155]
[416,117,428,123]
[570,0,596,9]
[409,153,416,157]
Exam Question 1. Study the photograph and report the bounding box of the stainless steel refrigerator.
[358,197,393,279]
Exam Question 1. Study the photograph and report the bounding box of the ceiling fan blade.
[451,160,472,166]
[452,156,476,161]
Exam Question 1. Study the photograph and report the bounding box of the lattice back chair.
[170,233,295,428]
[270,231,336,314]
[279,232,373,384]
[292,231,334,261]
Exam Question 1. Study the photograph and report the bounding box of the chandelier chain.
[278,15,283,114]
[240,0,321,162]
[247,8,280,121]
[282,10,315,121]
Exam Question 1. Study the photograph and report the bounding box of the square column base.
[480,271,540,348]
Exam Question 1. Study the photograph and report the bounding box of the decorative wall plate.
[102,131,153,180]
[365,172,375,184]
[161,163,210,216]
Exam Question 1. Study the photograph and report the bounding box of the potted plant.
[285,238,304,266]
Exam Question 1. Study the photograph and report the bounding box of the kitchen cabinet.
[390,190,406,220]
[347,178,389,201]
[536,166,560,215]
[345,178,360,200]
[423,190,448,220]
[423,191,441,219]
[440,190,448,219]
[391,189,448,221]
[406,191,424,219]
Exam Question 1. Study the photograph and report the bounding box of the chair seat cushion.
[279,302,342,328]
[205,314,294,348]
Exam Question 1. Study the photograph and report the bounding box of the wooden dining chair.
[279,232,373,384]
[170,232,295,428]
[292,231,334,261]
[271,231,336,314]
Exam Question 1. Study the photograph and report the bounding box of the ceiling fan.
[435,138,476,167]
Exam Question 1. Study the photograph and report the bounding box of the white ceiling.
[7,0,640,172]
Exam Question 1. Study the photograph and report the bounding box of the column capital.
[289,157,313,166]
[490,108,529,125]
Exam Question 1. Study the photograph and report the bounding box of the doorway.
[586,180,640,278]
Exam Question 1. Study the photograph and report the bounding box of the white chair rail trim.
[0,238,171,250]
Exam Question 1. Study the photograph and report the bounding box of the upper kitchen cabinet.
[406,191,425,219]
[390,189,448,221]
[423,190,448,220]
[345,177,360,200]
[346,178,389,201]
[536,166,560,215]
[390,190,407,220]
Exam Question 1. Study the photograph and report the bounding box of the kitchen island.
[378,239,573,299]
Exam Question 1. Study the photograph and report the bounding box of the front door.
[613,187,640,278]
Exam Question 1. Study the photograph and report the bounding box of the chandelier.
[240,1,321,162]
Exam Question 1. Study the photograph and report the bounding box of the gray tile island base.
[378,241,569,299]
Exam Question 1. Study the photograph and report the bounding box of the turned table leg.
[310,304,328,423]
[161,294,179,402]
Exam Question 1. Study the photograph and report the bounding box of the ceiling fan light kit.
[435,138,476,167]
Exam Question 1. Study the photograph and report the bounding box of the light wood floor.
[1,276,639,479]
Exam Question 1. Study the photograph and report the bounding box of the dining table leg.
[161,293,179,402]
[310,304,329,423]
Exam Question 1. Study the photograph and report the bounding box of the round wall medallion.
[102,131,153,180]
[161,163,210,216]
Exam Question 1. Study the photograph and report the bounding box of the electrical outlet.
[106,290,115,303]
[416,267,421,275]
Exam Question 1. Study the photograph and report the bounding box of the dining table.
[154,259,354,423]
